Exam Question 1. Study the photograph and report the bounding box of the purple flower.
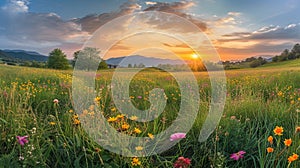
[230,151,246,160]
[170,133,186,141]
[16,135,29,146]
[137,96,142,99]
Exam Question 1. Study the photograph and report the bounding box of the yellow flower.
[284,138,292,147]
[69,109,73,113]
[49,122,56,126]
[135,146,143,151]
[116,114,124,119]
[277,91,283,97]
[267,136,273,144]
[298,97,300,101]
[73,114,79,119]
[94,97,101,102]
[111,107,116,112]
[107,117,118,122]
[267,147,274,153]
[273,126,283,136]
[73,119,80,125]
[133,128,142,134]
[148,133,154,139]
[121,123,130,131]
[288,153,298,163]
[131,157,141,166]
[130,115,138,121]
[290,100,295,104]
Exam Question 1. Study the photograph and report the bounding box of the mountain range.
[0,49,48,62]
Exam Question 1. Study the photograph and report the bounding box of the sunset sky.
[1,0,300,61]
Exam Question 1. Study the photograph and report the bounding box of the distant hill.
[0,49,48,62]
[105,55,184,67]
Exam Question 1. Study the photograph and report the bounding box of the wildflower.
[69,109,73,113]
[137,96,142,99]
[288,153,298,163]
[148,133,154,139]
[121,123,130,131]
[133,128,142,134]
[277,91,283,96]
[267,147,274,153]
[73,119,80,125]
[173,156,191,168]
[131,157,141,166]
[135,146,143,151]
[284,139,292,147]
[230,151,246,161]
[273,126,284,136]
[95,147,101,153]
[16,135,29,146]
[107,117,118,122]
[94,97,101,102]
[291,100,295,104]
[267,136,273,144]
[230,116,236,120]
[53,99,59,104]
[295,126,300,133]
[170,133,186,141]
[116,114,124,119]
[73,114,79,119]
[49,122,56,126]
[130,115,138,121]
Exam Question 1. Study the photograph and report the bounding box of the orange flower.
[107,117,117,122]
[288,153,299,163]
[267,147,274,153]
[121,123,130,131]
[284,138,292,147]
[273,126,284,136]
[296,126,300,133]
[133,128,142,134]
[267,136,273,144]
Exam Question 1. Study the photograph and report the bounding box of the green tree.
[98,60,108,70]
[74,47,101,71]
[47,48,70,69]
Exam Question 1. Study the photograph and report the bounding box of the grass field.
[0,61,300,167]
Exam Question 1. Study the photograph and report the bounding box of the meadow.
[0,60,299,168]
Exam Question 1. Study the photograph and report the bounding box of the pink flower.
[137,96,142,99]
[53,99,59,104]
[170,133,186,141]
[173,156,191,168]
[230,151,246,160]
[16,135,29,146]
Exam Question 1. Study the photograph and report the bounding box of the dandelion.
[135,146,143,151]
[288,153,298,163]
[131,157,141,166]
[16,135,29,146]
[267,136,273,144]
[267,147,274,153]
[121,123,130,131]
[130,115,138,121]
[148,133,154,139]
[116,114,124,119]
[273,126,284,136]
[49,122,56,126]
[133,128,142,134]
[230,151,246,161]
[173,156,191,168]
[107,117,118,122]
[284,139,292,147]
[53,99,59,104]
[170,133,186,141]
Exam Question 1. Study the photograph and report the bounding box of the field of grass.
[0,61,299,167]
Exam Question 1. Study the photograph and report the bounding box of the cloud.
[2,0,29,14]
[145,1,157,5]
[73,2,141,33]
[220,24,300,42]
[214,12,242,25]
[143,1,207,31]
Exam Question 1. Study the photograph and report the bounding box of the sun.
[191,53,199,59]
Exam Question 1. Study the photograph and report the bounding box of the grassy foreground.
[0,63,300,167]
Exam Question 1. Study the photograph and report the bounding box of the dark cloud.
[73,2,141,33]
[143,1,207,31]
